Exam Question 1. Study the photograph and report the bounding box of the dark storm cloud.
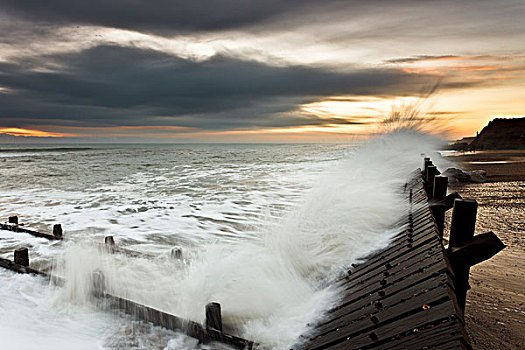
[0,45,442,129]
[2,1,524,45]
[385,55,465,64]
[384,55,518,64]
[5,0,521,36]
[0,0,350,34]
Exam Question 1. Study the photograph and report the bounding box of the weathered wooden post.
[205,302,223,332]
[448,199,477,312]
[433,175,448,201]
[8,216,18,225]
[14,247,29,266]
[53,224,63,238]
[423,158,432,179]
[92,270,106,297]
[171,247,182,259]
[105,236,115,246]
[425,165,440,197]
[431,175,449,238]
[449,199,478,247]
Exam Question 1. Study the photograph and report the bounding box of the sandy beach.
[445,150,525,349]
[447,150,525,182]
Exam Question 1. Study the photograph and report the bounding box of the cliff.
[466,118,525,150]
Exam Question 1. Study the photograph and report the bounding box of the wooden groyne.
[0,246,254,349]
[0,221,249,348]
[0,157,505,349]
[0,217,171,259]
[295,158,505,350]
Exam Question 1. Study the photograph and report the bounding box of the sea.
[0,131,448,350]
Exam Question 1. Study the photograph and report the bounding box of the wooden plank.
[314,273,449,336]
[412,195,428,204]
[435,340,469,350]
[337,231,441,287]
[378,217,436,251]
[331,270,452,324]
[98,242,156,259]
[376,320,468,350]
[103,293,254,349]
[338,252,449,310]
[304,300,458,350]
[0,257,64,285]
[0,257,47,276]
[337,245,445,303]
[328,273,459,335]
[337,223,441,285]
[335,257,448,316]
[336,245,442,304]
[411,208,435,224]
[340,244,441,293]
[376,319,462,349]
[413,196,429,205]
[304,282,452,349]
[391,212,436,239]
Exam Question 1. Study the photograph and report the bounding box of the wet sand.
[446,150,525,182]
[444,150,525,349]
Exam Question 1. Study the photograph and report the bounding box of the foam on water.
[0,132,449,349]
[0,270,114,350]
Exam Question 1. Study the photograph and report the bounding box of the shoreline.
[445,150,525,182]
[444,150,525,349]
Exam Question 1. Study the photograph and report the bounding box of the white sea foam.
[0,132,448,349]
[0,270,114,350]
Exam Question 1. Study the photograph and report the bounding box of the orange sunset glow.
[0,127,76,138]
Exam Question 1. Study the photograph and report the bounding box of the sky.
[0,0,524,143]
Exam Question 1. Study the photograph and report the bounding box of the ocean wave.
[0,147,94,153]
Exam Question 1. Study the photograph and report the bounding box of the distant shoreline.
[444,150,525,182]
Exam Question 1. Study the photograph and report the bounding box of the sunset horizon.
[1,1,524,143]
[1,114,523,144]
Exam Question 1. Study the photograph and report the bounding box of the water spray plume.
[51,131,449,349]
[377,83,452,137]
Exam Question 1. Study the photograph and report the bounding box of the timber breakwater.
[0,157,505,349]
[295,158,505,350]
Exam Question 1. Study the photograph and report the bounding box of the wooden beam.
[102,236,155,259]
[448,232,505,268]
[99,290,252,349]
[1,220,63,241]
[0,257,64,286]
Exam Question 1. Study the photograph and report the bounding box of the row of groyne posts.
[0,157,506,349]
[423,157,505,313]
[295,157,506,350]
[0,217,254,349]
